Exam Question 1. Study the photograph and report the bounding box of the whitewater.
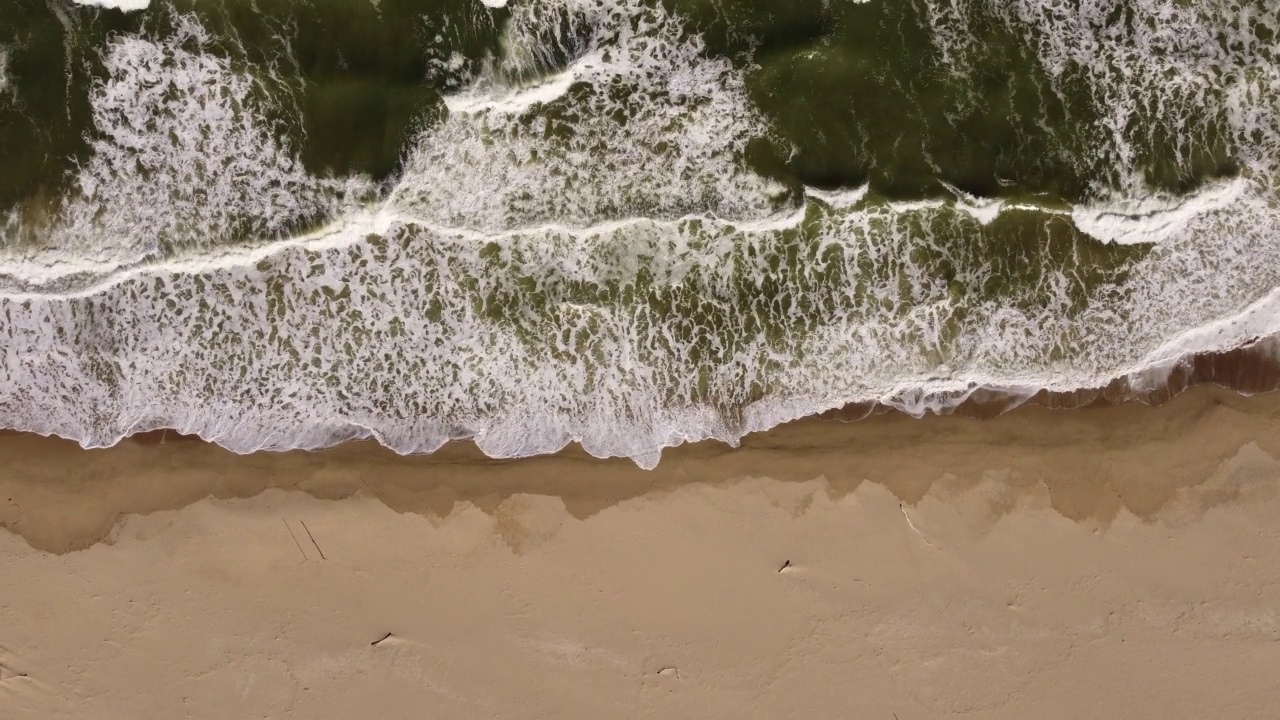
[1,0,1278,468]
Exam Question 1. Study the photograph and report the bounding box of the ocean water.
[0,0,1277,467]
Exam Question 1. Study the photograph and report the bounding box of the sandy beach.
[3,385,1280,718]
[4,0,1280,717]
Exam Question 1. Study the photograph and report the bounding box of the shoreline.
[5,374,1280,554]
[5,332,1280,473]
[827,332,1280,421]
[4,370,1280,718]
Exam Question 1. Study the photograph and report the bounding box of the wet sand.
[3,384,1280,718]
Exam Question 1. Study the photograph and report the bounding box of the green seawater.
[0,0,1275,465]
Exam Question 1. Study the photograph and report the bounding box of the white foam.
[0,0,1278,470]
[71,0,150,11]
[805,184,870,207]
[2,15,358,283]
[443,56,589,115]
[0,47,10,98]
[391,0,785,231]
[1145,283,1280,369]
[939,182,1005,226]
[810,182,1071,226]
[1072,177,1251,246]
[1,185,1277,469]
[921,0,1272,197]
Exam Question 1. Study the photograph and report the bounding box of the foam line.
[0,0,1277,468]
[71,0,150,10]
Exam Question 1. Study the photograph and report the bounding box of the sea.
[1,0,1277,467]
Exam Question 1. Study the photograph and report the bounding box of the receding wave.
[0,0,1278,467]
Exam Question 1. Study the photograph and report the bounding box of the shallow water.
[1,0,1278,466]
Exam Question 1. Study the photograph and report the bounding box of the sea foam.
[72,0,151,11]
[0,0,1278,468]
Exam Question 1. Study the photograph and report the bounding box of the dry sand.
[3,385,1280,718]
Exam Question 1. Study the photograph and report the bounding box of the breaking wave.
[0,0,1278,467]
